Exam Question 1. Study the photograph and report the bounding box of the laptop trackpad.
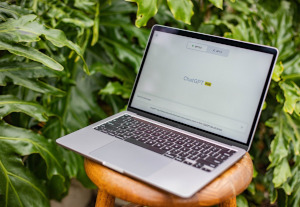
[89,140,172,177]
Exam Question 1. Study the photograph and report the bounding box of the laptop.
[57,25,278,198]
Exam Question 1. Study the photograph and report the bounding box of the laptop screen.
[129,26,277,145]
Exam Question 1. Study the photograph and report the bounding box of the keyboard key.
[164,153,176,159]
[179,152,189,157]
[154,143,164,148]
[145,140,157,146]
[175,156,185,162]
[173,144,182,149]
[161,146,172,151]
[164,142,173,146]
[170,149,181,155]
[183,143,193,148]
[157,139,165,143]
[181,147,190,152]
[167,137,176,142]
[193,163,203,169]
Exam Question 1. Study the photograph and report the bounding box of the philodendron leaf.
[126,0,158,28]
[100,81,132,99]
[0,121,67,207]
[272,62,284,82]
[273,158,292,188]
[279,81,300,114]
[101,36,142,73]
[209,0,223,9]
[0,2,31,20]
[0,62,65,96]
[167,0,194,25]
[0,40,64,71]
[266,109,300,192]
[0,14,88,73]
[0,95,53,122]
[266,110,289,169]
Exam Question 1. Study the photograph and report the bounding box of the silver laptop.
[57,25,278,198]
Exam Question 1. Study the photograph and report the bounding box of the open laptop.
[57,25,278,198]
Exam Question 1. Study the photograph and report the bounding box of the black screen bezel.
[127,25,278,150]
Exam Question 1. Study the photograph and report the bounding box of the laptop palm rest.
[89,140,172,177]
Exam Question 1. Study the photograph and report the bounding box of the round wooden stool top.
[85,152,253,207]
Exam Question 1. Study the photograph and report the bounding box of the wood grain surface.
[85,152,253,207]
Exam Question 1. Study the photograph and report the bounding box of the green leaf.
[279,81,300,114]
[90,61,136,82]
[0,14,88,73]
[74,0,96,13]
[0,40,64,71]
[91,2,100,46]
[167,0,194,25]
[273,158,291,188]
[285,113,300,155]
[0,2,31,20]
[0,62,65,96]
[247,182,256,195]
[0,121,67,206]
[126,0,158,28]
[289,157,300,207]
[266,110,289,168]
[100,81,132,99]
[122,25,150,48]
[270,182,278,204]
[236,194,248,207]
[0,95,53,122]
[209,0,223,9]
[101,36,142,73]
[272,62,284,82]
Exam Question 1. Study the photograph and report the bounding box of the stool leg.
[219,196,236,207]
[95,189,115,207]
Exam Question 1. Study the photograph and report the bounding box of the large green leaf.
[0,95,53,122]
[209,0,223,9]
[90,62,132,82]
[0,14,88,73]
[289,157,300,207]
[279,81,300,114]
[0,2,31,20]
[272,158,291,188]
[266,109,300,195]
[0,40,64,71]
[272,62,284,82]
[122,25,150,48]
[100,81,132,99]
[101,0,136,15]
[0,121,67,207]
[126,0,158,28]
[266,110,290,169]
[101,36,142,73]
[0,62,65,96]
[167,0,194,25]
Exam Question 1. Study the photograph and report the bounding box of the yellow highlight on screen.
[205,82,212,86]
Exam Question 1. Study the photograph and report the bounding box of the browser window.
[131,31,274,143]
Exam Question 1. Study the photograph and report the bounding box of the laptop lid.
[127,25,278,150]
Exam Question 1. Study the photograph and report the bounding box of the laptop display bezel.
[127,25,278,150]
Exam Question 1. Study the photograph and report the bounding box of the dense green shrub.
[0,0,299,206]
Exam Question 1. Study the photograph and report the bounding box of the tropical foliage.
[0,0,299,206]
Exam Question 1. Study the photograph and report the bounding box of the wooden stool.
[85,152,253,207]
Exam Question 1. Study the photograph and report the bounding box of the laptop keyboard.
[94,114,236,172]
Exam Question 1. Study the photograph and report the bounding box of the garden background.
[0,0,299,206]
